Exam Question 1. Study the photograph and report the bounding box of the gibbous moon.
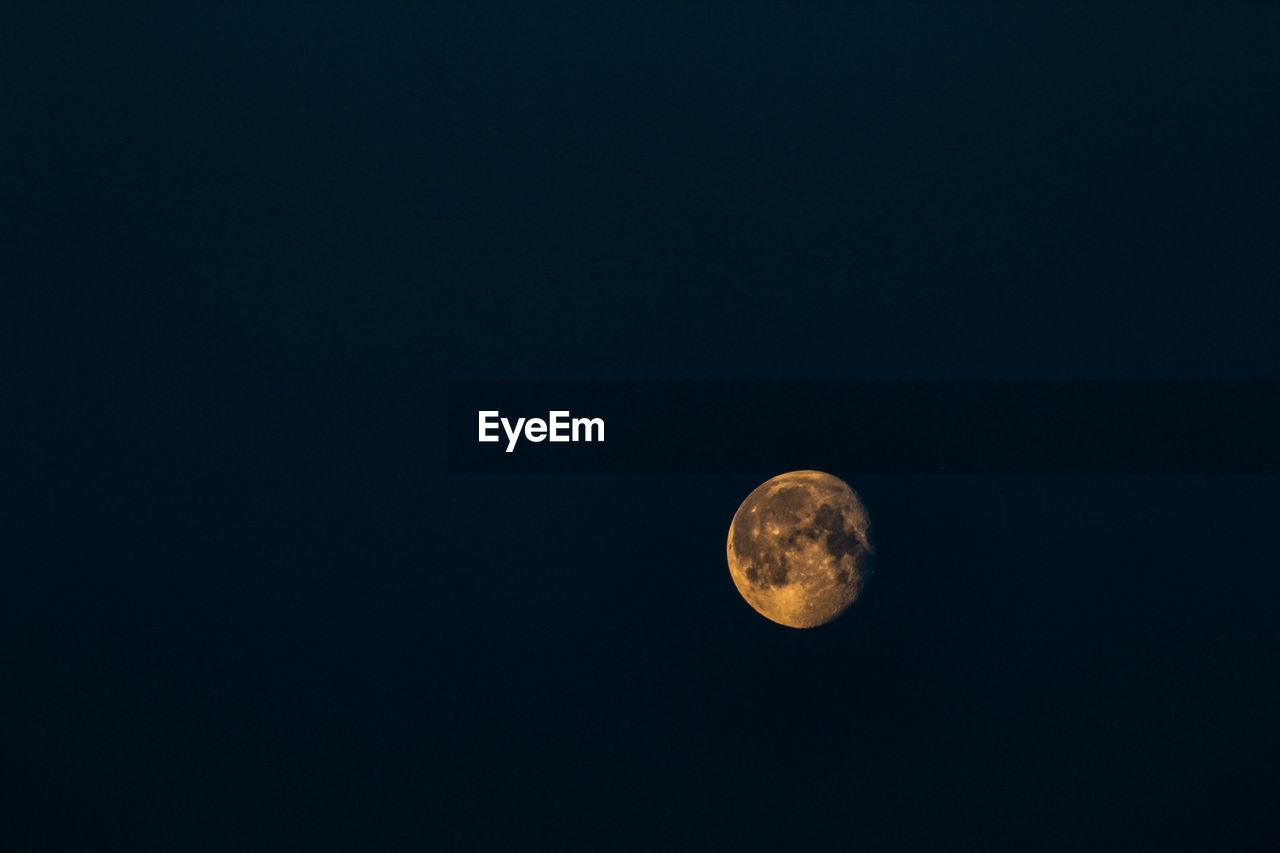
[727,470,875,628]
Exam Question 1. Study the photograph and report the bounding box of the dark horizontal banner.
[447,381,1280,475]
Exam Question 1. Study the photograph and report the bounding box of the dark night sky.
[5,2,1280,850]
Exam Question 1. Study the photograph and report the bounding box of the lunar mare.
[727,470,874,628]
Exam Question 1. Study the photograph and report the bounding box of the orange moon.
[726,470,875,628]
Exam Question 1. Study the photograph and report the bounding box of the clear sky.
[6,3,1280,849]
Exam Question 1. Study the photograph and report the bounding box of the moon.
[727,470,875,628]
